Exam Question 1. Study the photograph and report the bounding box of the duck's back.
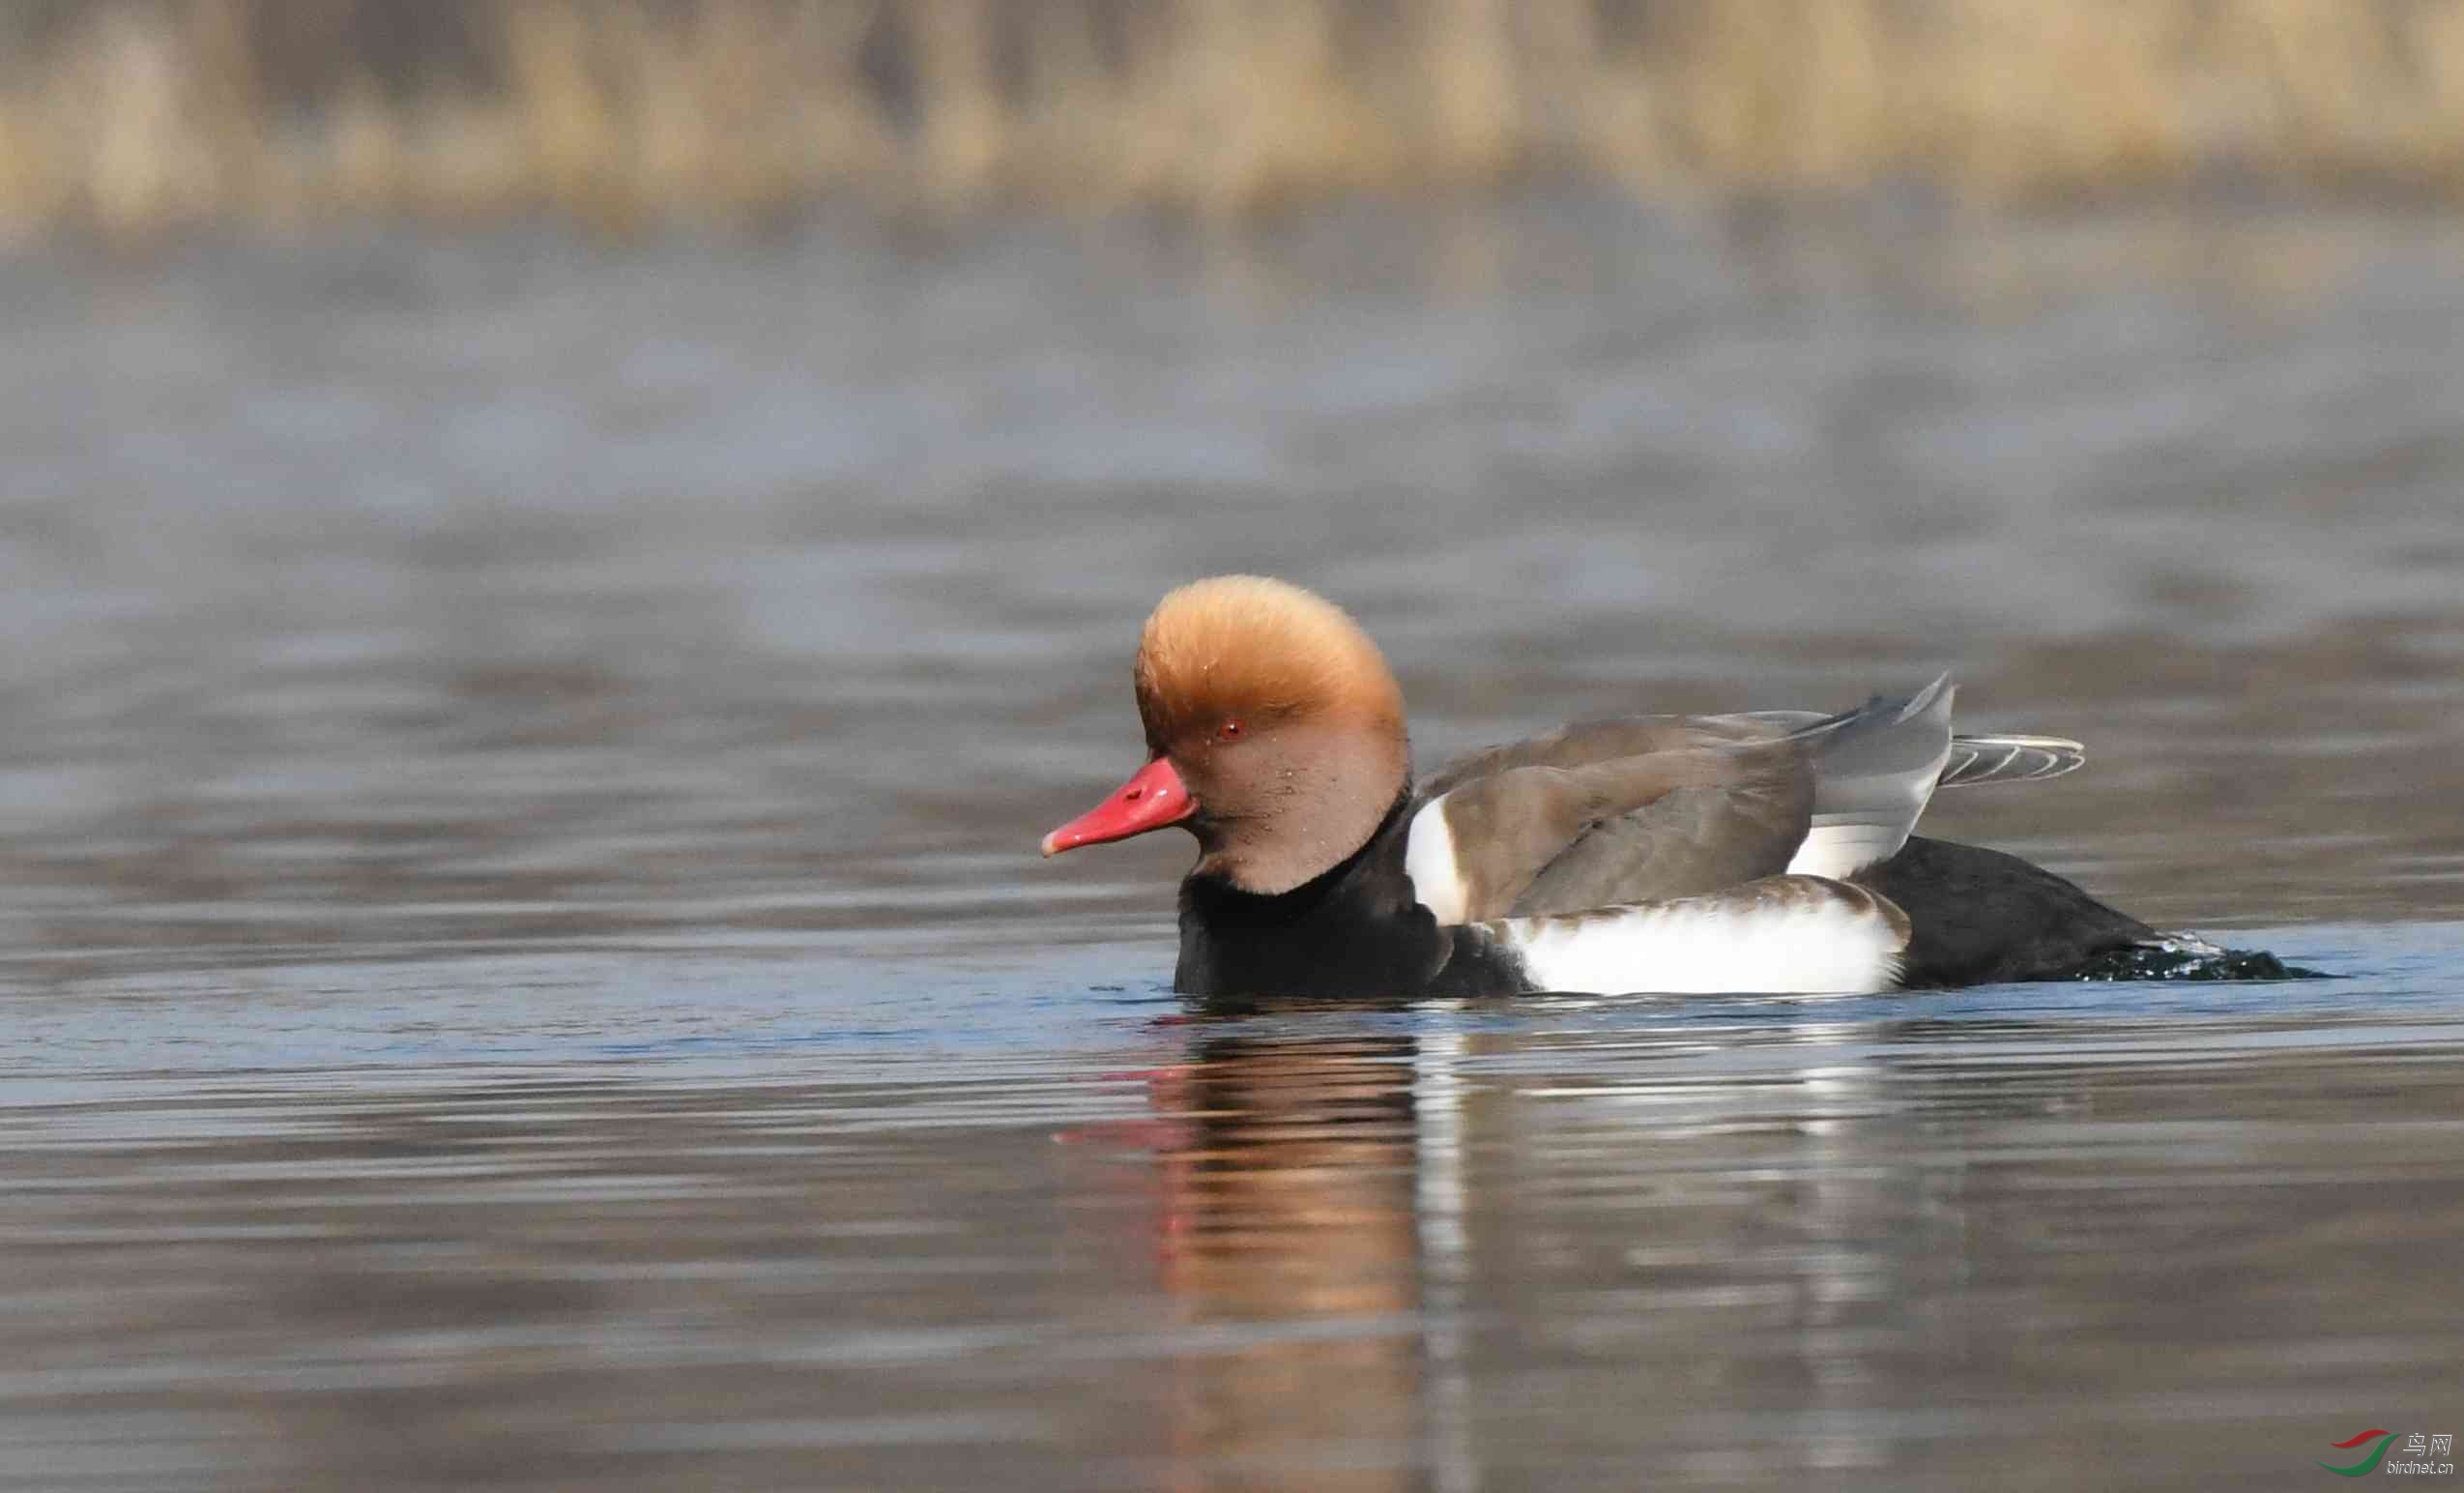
[1407,683,1955,922]
[1412,715,1817,920]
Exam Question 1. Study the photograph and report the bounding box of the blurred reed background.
[9,0,2464,241]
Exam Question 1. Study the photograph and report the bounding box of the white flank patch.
[1404,795,1471,925]
[1492,893,1903,995]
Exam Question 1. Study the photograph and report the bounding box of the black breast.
[1174,803,1533,999]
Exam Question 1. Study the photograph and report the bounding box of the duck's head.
[1041,575,1409,893]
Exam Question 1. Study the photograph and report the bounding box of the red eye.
[1219,719,1243,742]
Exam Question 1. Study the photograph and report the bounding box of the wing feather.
[1410,684,1952,922]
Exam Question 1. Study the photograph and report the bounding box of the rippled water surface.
[4,200,2462,1489]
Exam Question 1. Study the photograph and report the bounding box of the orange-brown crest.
[1132,576,1405,752]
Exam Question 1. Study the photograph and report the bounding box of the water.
[3,198,2462,1489]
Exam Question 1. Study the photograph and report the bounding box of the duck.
[1041,574,2166,998]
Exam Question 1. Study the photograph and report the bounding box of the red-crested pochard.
[1042,575,2160,997]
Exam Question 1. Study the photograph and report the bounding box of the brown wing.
[1414,715,1819,921]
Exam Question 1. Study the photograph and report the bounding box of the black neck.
[1174,792,1451,999]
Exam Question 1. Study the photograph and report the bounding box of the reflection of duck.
[1043,575,2162,997]
[1141,1028,1460,1493]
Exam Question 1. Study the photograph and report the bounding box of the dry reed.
[5,0,2464,241]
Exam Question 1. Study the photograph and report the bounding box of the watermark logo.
[2320,1428,2454,1478]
